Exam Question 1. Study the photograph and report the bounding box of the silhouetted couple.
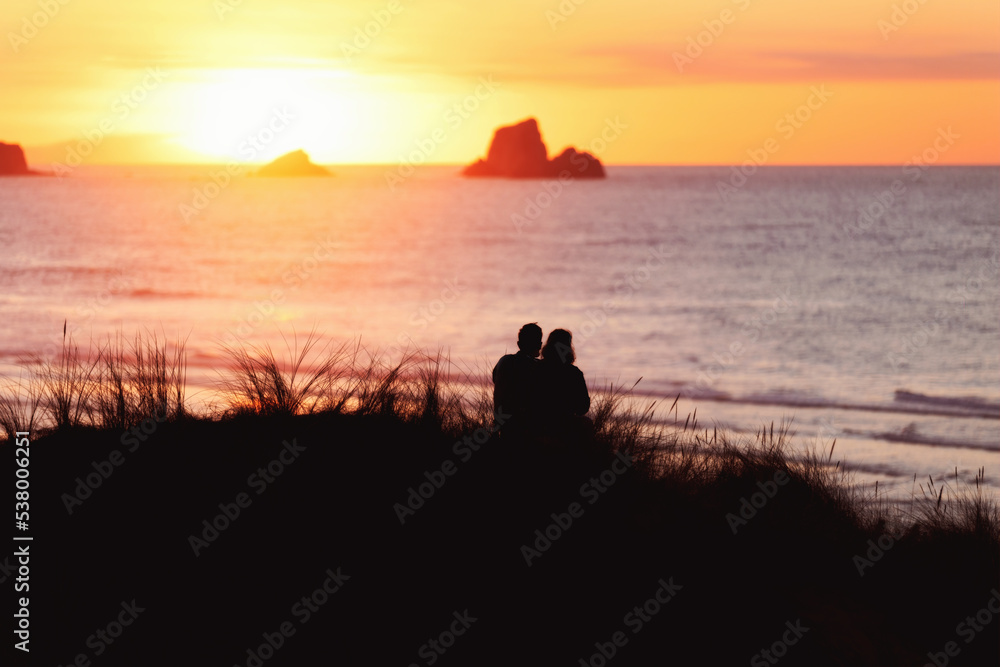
[492,323,590,441]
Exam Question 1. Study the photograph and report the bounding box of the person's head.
[517,322,543,357]
[541,328,575,364]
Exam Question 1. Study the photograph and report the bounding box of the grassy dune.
[1,330,997,666]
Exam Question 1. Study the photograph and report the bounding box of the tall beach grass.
[1,326,996,546]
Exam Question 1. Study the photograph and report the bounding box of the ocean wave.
[843,425,999,453]
[738,221,819,231]
[658,386,1000,421]
[893,390,999,416]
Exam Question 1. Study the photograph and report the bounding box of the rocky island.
[0,142,37,175]
[463,118,604,179]
[254,149,330,177]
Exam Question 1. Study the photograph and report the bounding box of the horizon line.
[20,161,1000,169]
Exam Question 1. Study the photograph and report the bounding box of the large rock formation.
[254,149,330,177]
[463,118,604,179]
[0,142,31,175]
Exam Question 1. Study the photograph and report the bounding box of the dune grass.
[216,330,352,418]
[0,367,42,440]
[92,330,188,429]
[1,326,997,550]
[0,326,187,434]
[41,326,101,430]
[2,326,997,665]
[213,334,494,435]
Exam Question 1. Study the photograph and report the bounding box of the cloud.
[566,47,1000,85]
[351,42,1000,88]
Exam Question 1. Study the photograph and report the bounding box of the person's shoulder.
[493,353,513,374]
[495,353,525,370]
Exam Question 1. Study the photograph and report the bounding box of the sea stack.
[255,150,330,177]
[463,118,604,179]
[0,142,32,175]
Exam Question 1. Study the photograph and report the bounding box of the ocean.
[1,164,997,500]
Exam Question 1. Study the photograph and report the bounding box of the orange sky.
[1,0,998,165]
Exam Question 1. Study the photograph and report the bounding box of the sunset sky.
[2,0,998,165]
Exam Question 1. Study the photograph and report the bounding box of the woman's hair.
[541,328,575,364]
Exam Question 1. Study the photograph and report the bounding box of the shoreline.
[2,330,998,504]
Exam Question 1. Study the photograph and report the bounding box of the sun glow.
[169,68,390,164]
[2,0,996,165]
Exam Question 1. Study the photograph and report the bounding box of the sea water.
[1,164,997,499]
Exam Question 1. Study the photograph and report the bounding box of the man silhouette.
[492,323,543,436]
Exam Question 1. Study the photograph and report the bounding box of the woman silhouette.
[538,329,590,435]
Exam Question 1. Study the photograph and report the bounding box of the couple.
[492,323,590,439]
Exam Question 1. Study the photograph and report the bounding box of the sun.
[169,68,376,164]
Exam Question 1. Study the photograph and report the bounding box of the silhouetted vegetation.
[0,329,996,666]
